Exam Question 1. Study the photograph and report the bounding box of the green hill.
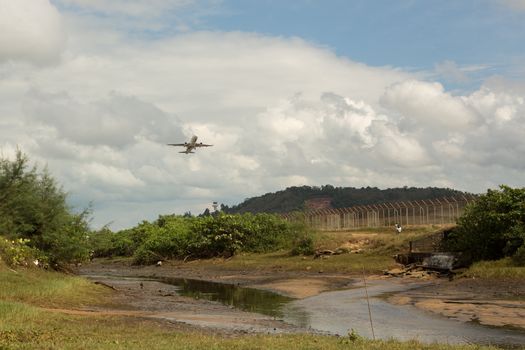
[221,185,469,214]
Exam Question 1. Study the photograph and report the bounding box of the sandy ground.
[75,259,525,333]
[389,277,525,330]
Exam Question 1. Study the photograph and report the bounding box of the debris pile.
[383,264,451,279]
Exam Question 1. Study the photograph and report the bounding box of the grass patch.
[220,251,394,273]
[173,253,394,276]
[0,306,500,350]
[463,258,525,280]
[314,226,441,251]
[0,262,110,308]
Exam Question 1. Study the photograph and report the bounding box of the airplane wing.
[167,143,186,146]
[195,143,213,147]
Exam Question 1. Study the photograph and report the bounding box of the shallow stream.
[159,276,525,347]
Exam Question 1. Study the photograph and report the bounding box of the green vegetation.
[0,262,110,308]
[443,186,525,266]
[0,238,46,268]
[462,258,525,280]
[221,185,467,214]
[90,213,314,264]
[0,151,90,266]
[140,226,437,274]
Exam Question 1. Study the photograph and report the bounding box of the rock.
[314,249,335,258]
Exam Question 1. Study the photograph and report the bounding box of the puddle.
[160,277,294,318]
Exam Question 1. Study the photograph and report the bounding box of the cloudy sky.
[1,0,524,229]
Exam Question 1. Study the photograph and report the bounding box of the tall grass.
[463,258,525,279]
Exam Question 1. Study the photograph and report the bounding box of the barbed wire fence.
[281,195,477,231]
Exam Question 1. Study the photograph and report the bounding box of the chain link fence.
[282,195,477,231]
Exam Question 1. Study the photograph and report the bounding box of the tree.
[0,150,90,264]
[444,185,525,264]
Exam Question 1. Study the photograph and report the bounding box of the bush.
[188,214,246,258]
[132,216,193,264]
[512,245,525,266]
[93,213,314,264]
[0,238,47,268]
[443,185,525,264]
[290,236,315,256]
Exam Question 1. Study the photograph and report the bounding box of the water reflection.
[161,277,298,318]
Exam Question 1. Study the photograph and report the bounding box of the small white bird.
[395,224,402,234]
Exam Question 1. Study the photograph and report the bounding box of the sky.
[1,0,524,229]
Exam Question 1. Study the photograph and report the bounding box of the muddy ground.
[74,259,525,334]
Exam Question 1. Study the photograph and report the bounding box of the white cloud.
[0,0,65,64]
[76,163,145,188]
[1,4,524,229]
[381,80,478,131]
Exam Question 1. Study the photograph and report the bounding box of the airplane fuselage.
[168,135,212,154]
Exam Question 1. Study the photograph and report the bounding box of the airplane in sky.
[167,135,213,154]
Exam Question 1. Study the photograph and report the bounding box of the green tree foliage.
[0,151,90,265]
[444,186,525,265]
[91,213,312,264]
[220,185,467,214]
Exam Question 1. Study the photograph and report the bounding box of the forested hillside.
[221,185,469,214]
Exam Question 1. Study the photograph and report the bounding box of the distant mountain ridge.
[221,185,469,214]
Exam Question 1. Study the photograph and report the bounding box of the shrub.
[93,212,314,264]
[443,185,525,264]
[512,245,525,266]
[132,216,193,264]
[188,214,245,258]
[0,238,47,268]
[290,236,315,256]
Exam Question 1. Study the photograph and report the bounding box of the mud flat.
[76,260,525,347]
